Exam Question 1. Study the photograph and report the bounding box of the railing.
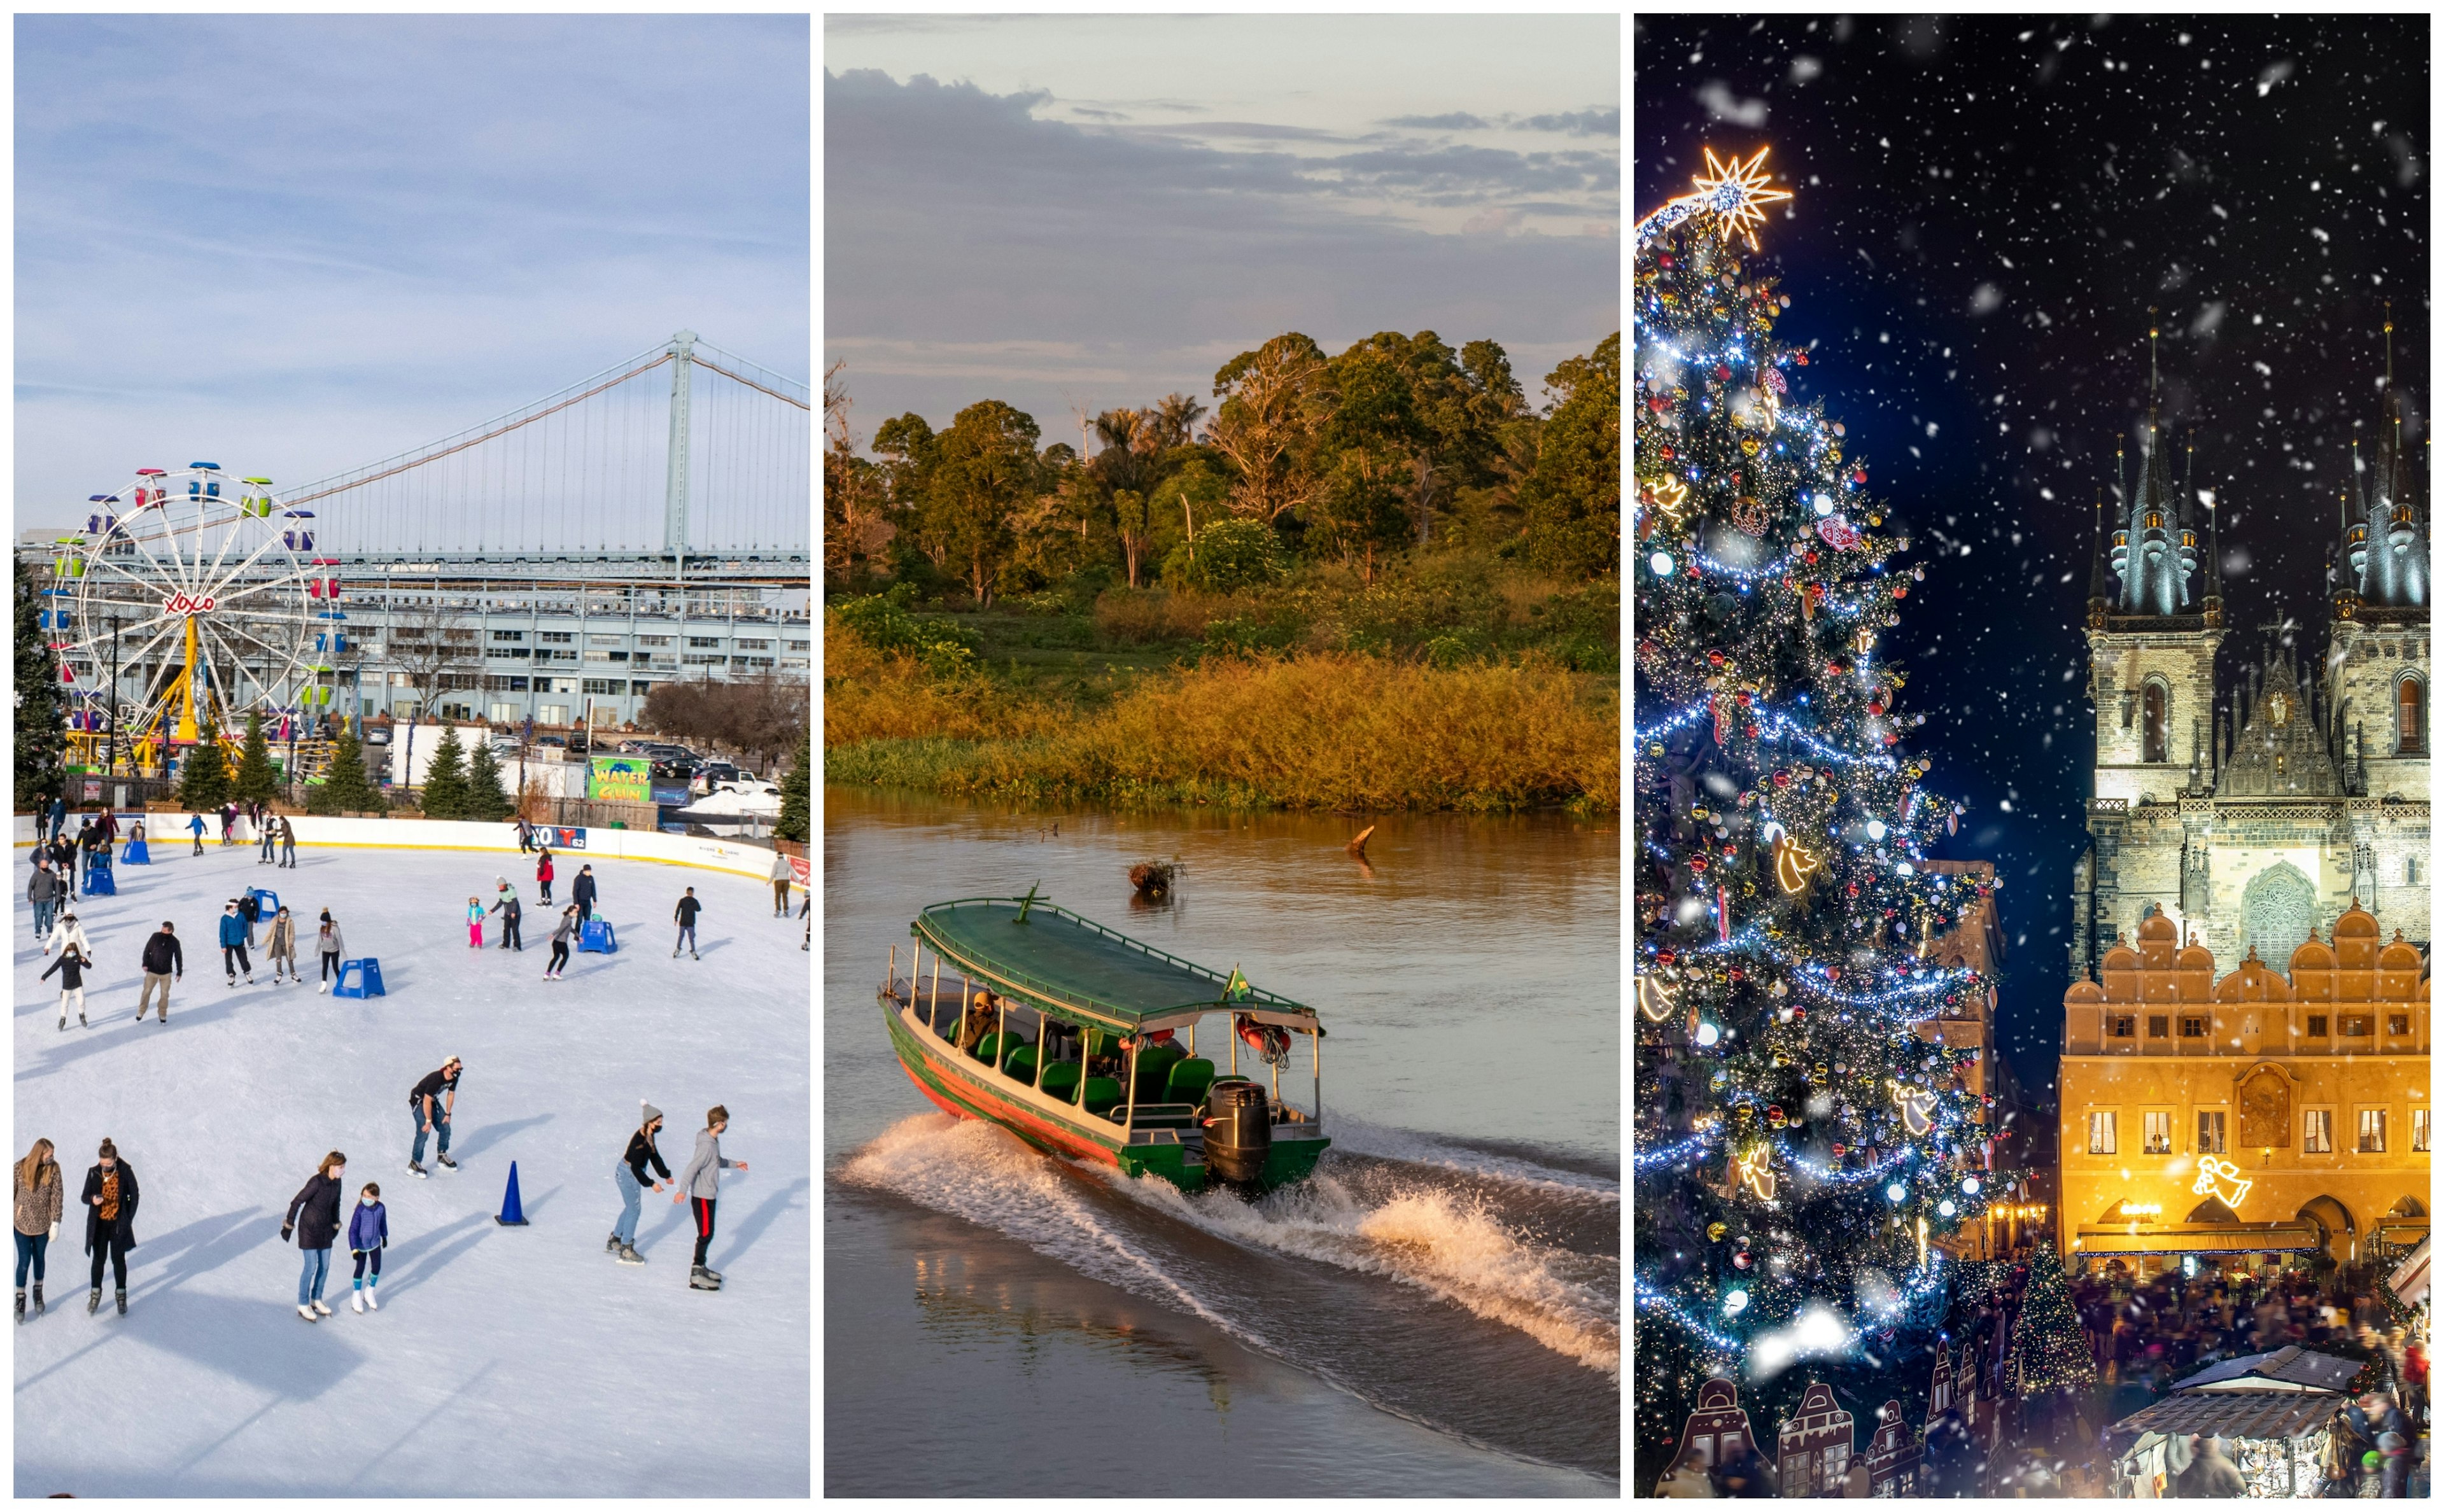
[914,895,1316,1027]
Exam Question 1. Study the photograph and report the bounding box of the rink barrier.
[15,813,780,884]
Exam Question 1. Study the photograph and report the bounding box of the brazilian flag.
[1224,965,1251,1002]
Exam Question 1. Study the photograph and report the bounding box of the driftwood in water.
[1345,824,1375,857]
[1128,861,1174,899]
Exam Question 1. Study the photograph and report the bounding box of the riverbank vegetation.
[823,328,1619,811]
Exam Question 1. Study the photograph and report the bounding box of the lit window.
[2144,1111,2173,1155]
[2401,677,2426,755]
[2415,1110,2431,1153]
[2359,1109,2387,1154]
[2109,1015,2137,1039]
[2389,1015,2411,1037]
[2088,1110,2117,1155]
[2198,1110,2227,1154]
[2304,1110,2333,1154]
[2341,1016,2373,1037]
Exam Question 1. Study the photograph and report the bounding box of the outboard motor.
[1203,1079,1272,1187]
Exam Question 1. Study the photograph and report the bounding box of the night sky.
[1635,16,2428,1096]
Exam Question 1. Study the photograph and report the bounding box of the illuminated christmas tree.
[1631,147,1998,1487]
[2008,1244,2096,1399]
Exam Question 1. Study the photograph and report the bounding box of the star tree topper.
[1691,145,1794,249]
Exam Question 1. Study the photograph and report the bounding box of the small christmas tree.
[14,560,67,811]
[232,711,280,804]
[462,739,512,823]
[176,718,230,810]
[311,724,384,815]
[419,725,469,819]
[776,731,810,843]
[2009,1245,2095,1398]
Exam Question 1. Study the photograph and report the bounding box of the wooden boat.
[881,891,1329,1193]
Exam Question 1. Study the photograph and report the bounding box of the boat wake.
[1326,1114,1620,1203]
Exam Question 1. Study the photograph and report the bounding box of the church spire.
[2087,484,2110,622]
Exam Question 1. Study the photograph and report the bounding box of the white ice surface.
[13,837,809,1497]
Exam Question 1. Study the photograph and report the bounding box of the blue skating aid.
[495,1161,529,1226]
[579,918,617,955]
[333,958,385,998]
[122,839,150,865]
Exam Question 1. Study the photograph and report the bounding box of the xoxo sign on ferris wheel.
[163,591,217,617]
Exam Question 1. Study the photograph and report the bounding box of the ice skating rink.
[13,837,810,1497]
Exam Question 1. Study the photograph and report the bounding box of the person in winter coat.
[514,815,535,853]
[218,901,254,986]
[27,860,62,948]
[489,881,523,951]
[2378,1432,2412,1497]
[347,1183,387,1313]
[265,906,300,985]
[188,812,206,856]
[673,887,701,960]
[2184,1434,2246,1497]
[673,1105,747,1290]
[610,1103,672,1264]
[1652,1447,1717,1498]
[572,864,598,923]
[1709,1444,1775,1498]
[546,906,579,980]
[81,1138,139,1317]
[47,794,65,842]
[283,1151,346,1322]
[315,912,346,993]
[237,890,263,947]
[278,816,298,869]
[258,811,278,864]
[50,907,91,965]
[137,921,182,1023]
[50,834,78,900]
[15,1139,62,1323]
[770,850,793,916]
[40,942,91,1030]
[408,1058,461,1177]
[535,848,555,905]
[220,802,237,847]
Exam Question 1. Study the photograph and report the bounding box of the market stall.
[2107,1392,2335,1498]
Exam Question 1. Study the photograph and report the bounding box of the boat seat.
[1039,1062,1081,1103]
[1081,1076,1123,1117]
[1165,1058,1216,1106]
[972,1030,1016,1065]
[1133,1043,1186,1101]
[1001,1045,1037,1086]
[1083,1028,1124,1059]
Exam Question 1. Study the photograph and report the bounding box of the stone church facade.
[2067,330,2429,977]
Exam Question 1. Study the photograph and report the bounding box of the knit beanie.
[641,1100,663,1127]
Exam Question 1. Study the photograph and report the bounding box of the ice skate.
[351,1291,365,1313]
[364,1286,378,1310]
[689,1265,722,1291]
[701,1264,724,1283]
[318,981,330,995]
[618,1243,645,1265]
[58,1014,66,1031]
[115,1289,126,1316]
[298,1303,318,1322]
[607,1233,622,1254]
[88,1287,101,1315]
[13,1289,23,1324]
[409,1161,428,1179]
[32,1284,43,1317]
[78,1011,86,1026]
[312,1299,332,1317]
[437,1153,458,1170]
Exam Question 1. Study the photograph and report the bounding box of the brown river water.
[823,785,1620,1494]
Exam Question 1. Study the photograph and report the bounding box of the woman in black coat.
[282,1151,347,1322]
[80,1138,139,1316]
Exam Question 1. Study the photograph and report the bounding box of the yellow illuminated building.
[2056,902,2430,1273]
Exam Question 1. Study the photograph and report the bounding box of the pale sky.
[825,13,1619,446]
[17,15,809,538]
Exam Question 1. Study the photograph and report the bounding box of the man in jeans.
[408,1058,462,1178]
[27,858,62,948]
[137,922,182,1022]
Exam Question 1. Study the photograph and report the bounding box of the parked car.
[651,759,699,782]
[693,762,745,792]
[535,735,567,748]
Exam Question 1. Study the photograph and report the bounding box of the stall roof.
[2110,1390,2339,1445]
[2391,1237,2431,1307]
[2072,1221,2323,1256]
[2173,1347,2365,1395]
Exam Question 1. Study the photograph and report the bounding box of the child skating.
[466,895,485,949]
[546,905,579,980]
[348,1183,386,1312]
[674,1104,746,1291]
[39,944,90,1029]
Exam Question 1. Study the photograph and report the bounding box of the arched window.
[2399,675,2426,756]
[2142,681,2169,764]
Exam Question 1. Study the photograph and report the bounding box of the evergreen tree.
[776,731,810,844]
[176,719,230,811]
[461,739,512,823]
[1631,149,1993,1487]
[232,711,279,804]
[418,725,469,819]
[2009,1245,2097,1398]
[1521,332,1622,578]
[14,560,68,811]
[311,723,384,815]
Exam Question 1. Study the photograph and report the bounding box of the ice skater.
[673,1105,747,1291]
[514,814,535,853]
[188,812,206,856]
[219,901,255,986]
[258,811,278,864]
[572,864,598,923]
[490,880,524,952]
[27,858,62,950]
[536,846,555,905]
[265,906,300,985]
[136,921,182,1023]
[46,794,65,843]
[15,1138,61,1323]
[80,1138,138,1317]
[50,907,90,964]
[770,850,793,916]
[279,815,298,868]
[39,941,90,1029]
[673,887,701,960]
[546,905,579,979]
[610,1102,671,1264]
[51,832,78,901]
[407,1058,461,1178]
[315,911,345,993]
[348,1183,386,1312]
[238,889,263,948]
[283,1151,345,1322]
[466,895,486,949]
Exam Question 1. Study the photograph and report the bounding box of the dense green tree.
[920,400,1041,606]
[232,711,280,803]
[14,561,67,813]
[176,720,230,810]
[310,723,384,815]
[776,731,810,844]
[1161,517,1287,594]
[462,739,512,823]
[1520,332,1621,579]
[419,725,469,819]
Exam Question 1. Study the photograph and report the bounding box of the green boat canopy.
[911,895,1321,1035]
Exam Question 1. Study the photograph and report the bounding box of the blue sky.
[15,15,809,535]
[825,14,1619,449]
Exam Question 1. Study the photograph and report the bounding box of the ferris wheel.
[50,463,342,776]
